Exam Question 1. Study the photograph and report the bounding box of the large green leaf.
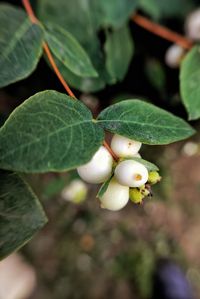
[180,46,200,120]
[0,4,43,88]
[0,90,104,172]
[45,23,98,78]
[104,25,134,83]
[97,100,195,145]
[0,170,47,260]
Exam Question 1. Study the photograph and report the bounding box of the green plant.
[0,0,198,260]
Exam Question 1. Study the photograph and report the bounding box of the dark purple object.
[151,259,194,299]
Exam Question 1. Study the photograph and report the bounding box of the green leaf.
[97,174,113,199]
[0,90,104,173]
[123,157,159,171]
[104,25,134,83]
[139,0,194,19]
[0,4,43,88]
[97,99,195,145]
[95,0,139,28]
[45,23,98,78]
[0,170,47,260]
[180,46,200,120]
[38,0,98,45]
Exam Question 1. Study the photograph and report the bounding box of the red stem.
[132,14,193,50]
[22,0,38,23]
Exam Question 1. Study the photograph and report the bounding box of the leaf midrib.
[97,119,191,132]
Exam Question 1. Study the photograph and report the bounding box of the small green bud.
[148,171,161,185]
[129,188,144,204]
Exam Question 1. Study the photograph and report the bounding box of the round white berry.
[100,178,129,211]
[77,146,113,184]
[111,134,142,158]
[114,160,148,188]
[165,44,185,68]
[185,9,200,40]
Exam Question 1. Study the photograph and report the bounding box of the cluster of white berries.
[165,8,200,68]
[77,134,161,211]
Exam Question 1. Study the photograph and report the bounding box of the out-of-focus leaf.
[45,23,98,78]
[145,59,166,92]
[180,46,200,120]
[105,25,134,83]
[139,0,194,19]
[0,170,47,260]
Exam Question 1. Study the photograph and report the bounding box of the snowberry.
[77,146,113,184]
[114,160,148,187]
[185,9,200,40]
[165,44,185,68]
[111,134,142,158]
[100,178,129,211]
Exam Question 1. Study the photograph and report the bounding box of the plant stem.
[22,0,38,23]
[43,43,76,98]
[132,14,193,50]
[22,0,118,161]
[103,141,118,161]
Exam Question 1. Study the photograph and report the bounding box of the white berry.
[100,178,129,211]
[77,146,113,184]
[165,44,185,68]
[61,179,88,204]
[185,9,200,40]
[111,134,142,158]
[114,160,148,187]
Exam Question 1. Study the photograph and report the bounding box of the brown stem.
[132,14,193,50]
[22,0,117,160]
[103,141,118,161]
